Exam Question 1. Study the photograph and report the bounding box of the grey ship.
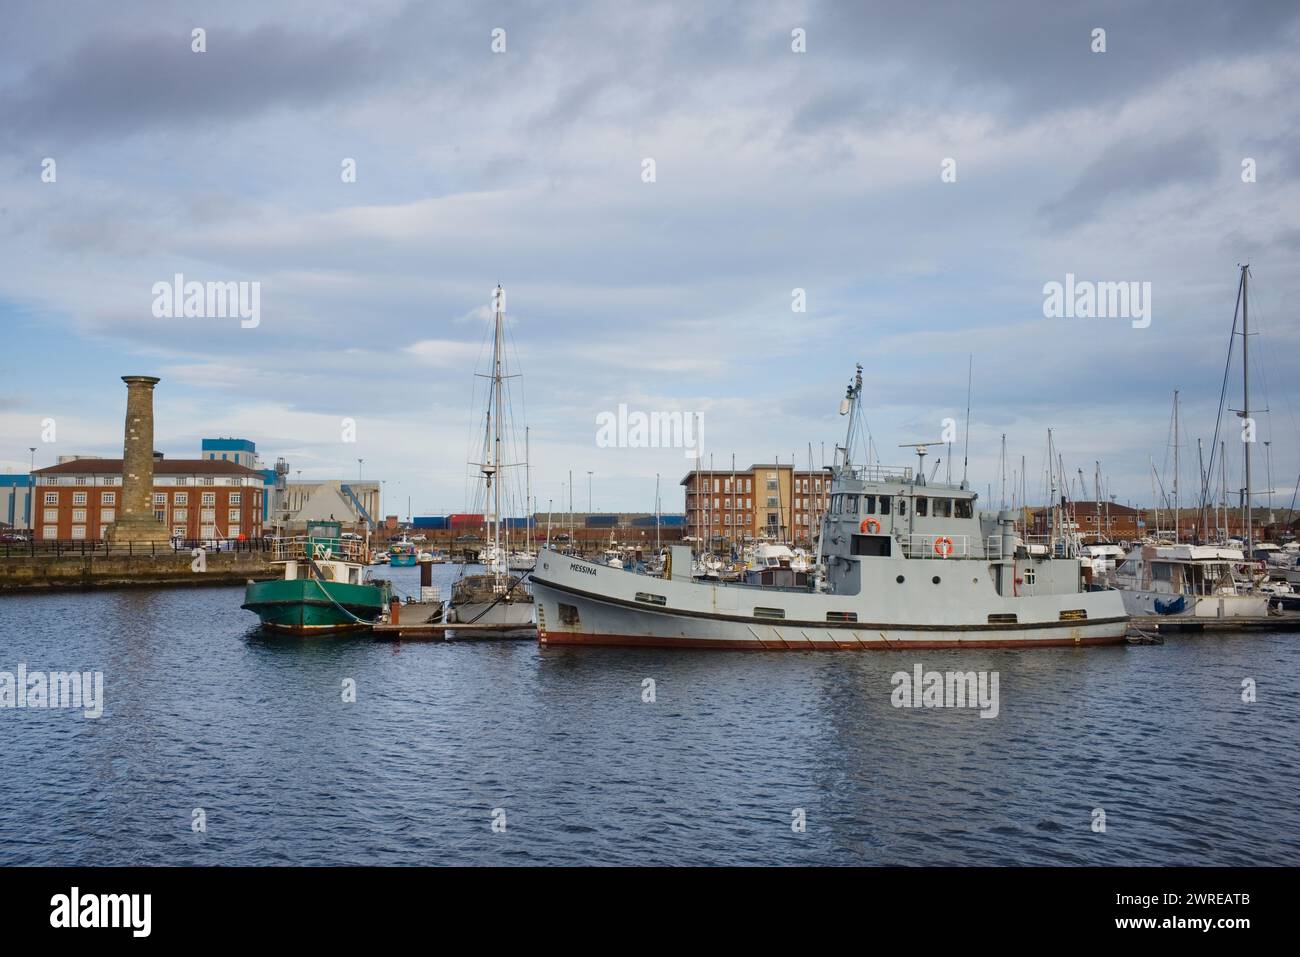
[529,367,1129,649]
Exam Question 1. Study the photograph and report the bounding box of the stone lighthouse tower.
[108,375,167,543]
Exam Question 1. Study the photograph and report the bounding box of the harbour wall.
[0,551,276,593]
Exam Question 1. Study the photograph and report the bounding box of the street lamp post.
[28,447,36,532]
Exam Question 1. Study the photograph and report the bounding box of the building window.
[201,509,216,523]
[201,525,216,539]
[75,477,88,486]
[174,508,188,521]
[43,509,58,522]
[173,526,186,537]
[202,477,214,486]
[176,477,188,486]
[44,492,58,505]
[174,492,188,505]
[72,509,86,522]
[43,525,57,539]
[153,492,165,505]
[73,491,87,505]
[202,492,215,506]
[154,509,166,522]
[70,525,86,539]
[228,508,240,522]
[230,492,241,505]
[229,525,241,538]
[101,491,116,505]
[102,509,115,523]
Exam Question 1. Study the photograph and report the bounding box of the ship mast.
[837,364,864,472]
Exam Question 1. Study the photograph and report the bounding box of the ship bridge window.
[852,535,891,557]
[635,592,667,606]
[864,494,875,514]
[955,499,973,519]
[845,495,859,515]
[878,495,890,514]
[831,494,843,515]
[897,499,907,516]
[826,611,857,623]
[934,498,952,518]
[753,606,785,620]
[916,497,928,517]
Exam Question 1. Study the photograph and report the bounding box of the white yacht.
[529,366,1130,650]
[1112,544,1268,618]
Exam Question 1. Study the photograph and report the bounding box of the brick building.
[682,463,830,547]
[1029,500,1144,542]
[32,457,265,541]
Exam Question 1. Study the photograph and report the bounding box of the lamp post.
[28,447,36,532]
[587,471,593,514]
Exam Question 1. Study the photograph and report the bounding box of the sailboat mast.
[525,425,531,547]
[1241,265,1253,555]
[1173,390,1179,543]
[492,285,505,577]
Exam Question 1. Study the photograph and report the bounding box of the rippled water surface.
[2,567,1297,865]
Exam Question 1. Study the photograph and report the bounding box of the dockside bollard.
[389,598,401,625]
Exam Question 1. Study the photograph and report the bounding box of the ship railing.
[843,464,914,483]
[273,536,369,563]
[899,533,989,559]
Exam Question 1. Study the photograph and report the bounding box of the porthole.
[931,576,941,584]
[896,575,905,584]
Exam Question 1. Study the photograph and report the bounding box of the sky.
[2,0,1298,519]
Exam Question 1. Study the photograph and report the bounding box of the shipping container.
[412,515,449,529]
[502,517,532,529]
[448,513,484,528]
[630,514,686,527]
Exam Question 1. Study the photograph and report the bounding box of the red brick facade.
[33,459,264,541]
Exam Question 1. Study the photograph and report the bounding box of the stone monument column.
[109,375,166,543]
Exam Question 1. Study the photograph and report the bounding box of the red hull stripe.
[539,631,1126,650]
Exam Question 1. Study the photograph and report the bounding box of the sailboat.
[446,285,536,633]
[1113,266,1268,619]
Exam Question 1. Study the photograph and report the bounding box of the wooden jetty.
[372,621,535,641]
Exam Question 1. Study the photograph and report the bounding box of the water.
[2,567,1297,866]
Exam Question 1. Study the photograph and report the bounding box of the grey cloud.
[0,25,380,150]
[1038,131,1219,231]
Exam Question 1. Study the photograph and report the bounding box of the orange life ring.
[934,536,954,558]
[859,517,881,534]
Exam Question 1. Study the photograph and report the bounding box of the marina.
[2,1,1298,898]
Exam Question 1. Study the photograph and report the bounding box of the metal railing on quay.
[0,537,275,559]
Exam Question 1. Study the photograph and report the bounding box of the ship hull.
[531,552,1130,650]
[1118,588,1269,619]
[242,578,388,636]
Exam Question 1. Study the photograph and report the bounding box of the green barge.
[242,522,391,636]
